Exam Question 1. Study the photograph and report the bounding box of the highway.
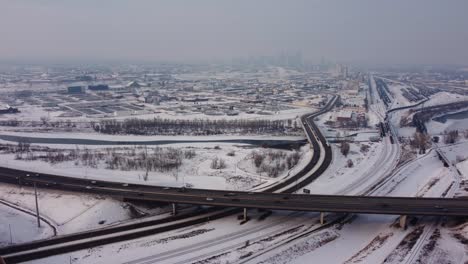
[0,96,338,263]
[49,184,468,216]
[4,171,468,217]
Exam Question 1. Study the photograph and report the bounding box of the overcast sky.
[1,0,467,65]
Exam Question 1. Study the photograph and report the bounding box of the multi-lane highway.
[3,169,467,217]
[0,96,339,263]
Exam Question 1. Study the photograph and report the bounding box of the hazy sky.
[1,0,468,65]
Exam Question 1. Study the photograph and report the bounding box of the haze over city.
[1,0,468,65]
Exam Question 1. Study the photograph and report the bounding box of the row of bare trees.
[0,116,300,136]
[0,118,89,129]
[93,118,297,136]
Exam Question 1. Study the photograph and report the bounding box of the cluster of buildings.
[333,110,368,128]
[0,63,366,121]
[328,81,369,128]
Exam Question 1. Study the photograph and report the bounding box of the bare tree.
[399,116,409,127]
[40,116,49,126]
[184,150,196,159]
[412,132,431,153]
[340,141,350,157]
[444,130,460,144]
[210,157,226,169]
[252,151,265,168]
[286,151,301,169]
[360,144,370,153]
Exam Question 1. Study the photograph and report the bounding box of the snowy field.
[0,131,305,144]
[0,202,54,247]
[387,83,413,108]
[0,183,134,235]
[424,92,468,107]
[438,141,468,165]
[0,140,312,244]
[0,142,310,191]
[304,140,385,195]
[426,119,468,136]
[108,105,315,122]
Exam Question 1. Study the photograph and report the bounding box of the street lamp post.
[34,182,41,228]
[8,224,12,245]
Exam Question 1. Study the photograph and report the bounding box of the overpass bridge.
[2,168,468,218]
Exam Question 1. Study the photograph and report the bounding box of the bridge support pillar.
[172,203,177,216]
[243,208,248,221]
[320,212,325,225]
[399,215,407,230]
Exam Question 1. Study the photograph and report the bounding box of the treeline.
[0,117,300,136]
[0,118,91,129]
[93,118,297,136]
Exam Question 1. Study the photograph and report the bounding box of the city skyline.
[1,0,468,65]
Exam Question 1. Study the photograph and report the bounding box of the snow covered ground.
[0,142,310,191]
[438,141,468,165]
[109,105,315,122]
[259,150,460,264]
[424,92,468,107]
[388,102,468,139]
[26,210,326,264]
[387,83,413,109]
[456,159,468,179]
[0,131,305,144]
[0,183,133,235]
[426,118,468,135]
[0,97,314,123]
[304,139,393,195]
[0,202,54,247]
